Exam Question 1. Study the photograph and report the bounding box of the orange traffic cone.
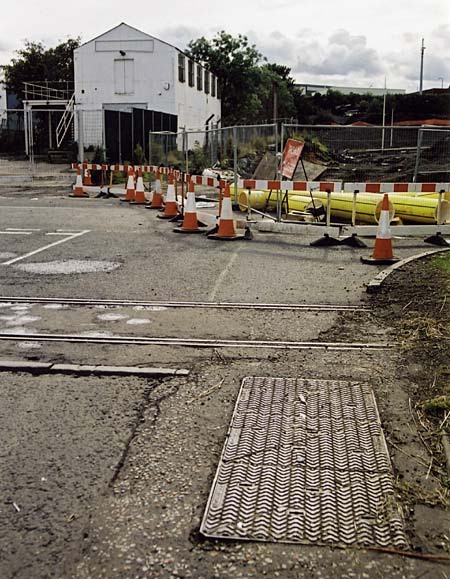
[84,167,92,186]
[132,168,147,204]
[147,170,164,209]
[70,166,89,197]
[174,179,207,234]
[208,182,251,240]
[122,167,136,202]
[157,174,179,219]
[361,194,399,264]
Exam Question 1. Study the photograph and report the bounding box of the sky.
[0,0,449,93]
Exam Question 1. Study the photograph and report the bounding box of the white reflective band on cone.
[126,175,134,189]
[220,198,233,220]
[185,192,196,212]
[155,179,161,193]
[136,176,144,191]
[166,183,176,202]
[377,210,392,239]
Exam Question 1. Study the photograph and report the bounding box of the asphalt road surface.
[0,190,448,579]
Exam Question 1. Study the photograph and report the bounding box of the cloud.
[156,25,211,50]
[293,29,382,77]
[384,25,450,86]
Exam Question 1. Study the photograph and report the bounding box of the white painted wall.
[74,23,221,148]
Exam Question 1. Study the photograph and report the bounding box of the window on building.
[188,60,194,87]
[197,65,203,91]
[178,54,185,83]
[217,79,222,100]
[204,71,210,94]
[211,75,216,97]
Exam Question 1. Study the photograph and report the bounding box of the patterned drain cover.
[201,377,407,548]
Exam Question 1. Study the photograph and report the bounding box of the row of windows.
[178,54,219,98]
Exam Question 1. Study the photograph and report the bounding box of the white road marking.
[0,231,33,235]
[1,230,90,266]
[7,228,41,232]
[45,232,77,237]
[208,247,241,301]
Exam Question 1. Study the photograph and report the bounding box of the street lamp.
[438,77,444,89]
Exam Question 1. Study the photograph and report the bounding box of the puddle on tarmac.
[0,303,13,308]
[10,305,32,311]
[97,313,129,321]
[0,253,17,260]
[79,330,114,337]
[0,327,37,334]
[5,315,41,326]
[14,260,121,275]
[42,304,69,310]
[126,318,151,325]
[17,342,42,350]
[133,305,168,312]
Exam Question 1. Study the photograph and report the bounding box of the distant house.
[295,83,405,97]
[393,119,450,126]
[74,23,221,159]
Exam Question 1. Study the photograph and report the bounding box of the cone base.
[157,212,180,220]
[361,256,400,265]
[424,233,450,247]
[69,192,89,198]
[310,234,340,247]
[207,232,248,241]
[146,204,164,210]
[339,234,368,248]
[130,200,147,205]
[173,227,206,234]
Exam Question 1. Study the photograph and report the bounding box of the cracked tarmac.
[0,190,449,578]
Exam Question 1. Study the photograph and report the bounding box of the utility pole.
[419,38,425,94]
[381,77,387,152]
[272,81,278,124]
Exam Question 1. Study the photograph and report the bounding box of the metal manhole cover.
[201,377,407,548]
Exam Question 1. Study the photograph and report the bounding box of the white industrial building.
[73,22,221,153]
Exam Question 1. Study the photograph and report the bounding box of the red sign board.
[281,139,305,179]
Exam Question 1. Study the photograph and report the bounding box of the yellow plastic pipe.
[384,195,450,224]
[297,191,394,224]
[238,188,394,224]
[238,189,318,213]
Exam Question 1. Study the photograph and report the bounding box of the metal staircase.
[56,93,75,148]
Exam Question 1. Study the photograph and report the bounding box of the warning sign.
[281,139,305,179]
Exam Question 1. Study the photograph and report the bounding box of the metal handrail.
[56,93,75,148]
[24,81,74,101]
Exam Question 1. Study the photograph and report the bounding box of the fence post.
[149,130,152,167]
[183,128,188,174]
[24,104,30,158]
[233,126,238,205]
[28,109,34,176]
[413,127,423,182]
[77,109,84,163]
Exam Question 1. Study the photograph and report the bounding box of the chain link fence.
[413,127,450,182]
[1,108,449,186]
[281,124,450,183]
[148,124,278,202]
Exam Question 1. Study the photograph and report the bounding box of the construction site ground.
[0,185,449,579]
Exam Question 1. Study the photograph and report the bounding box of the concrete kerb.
[366,247,450,293]
[0,360,190,377]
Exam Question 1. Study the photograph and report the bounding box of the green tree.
[257,63,296,122]
[186,32,264,124]
[4,37,80,102]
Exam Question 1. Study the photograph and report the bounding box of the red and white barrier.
[238,179,342,192]
[344,182,450,193]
